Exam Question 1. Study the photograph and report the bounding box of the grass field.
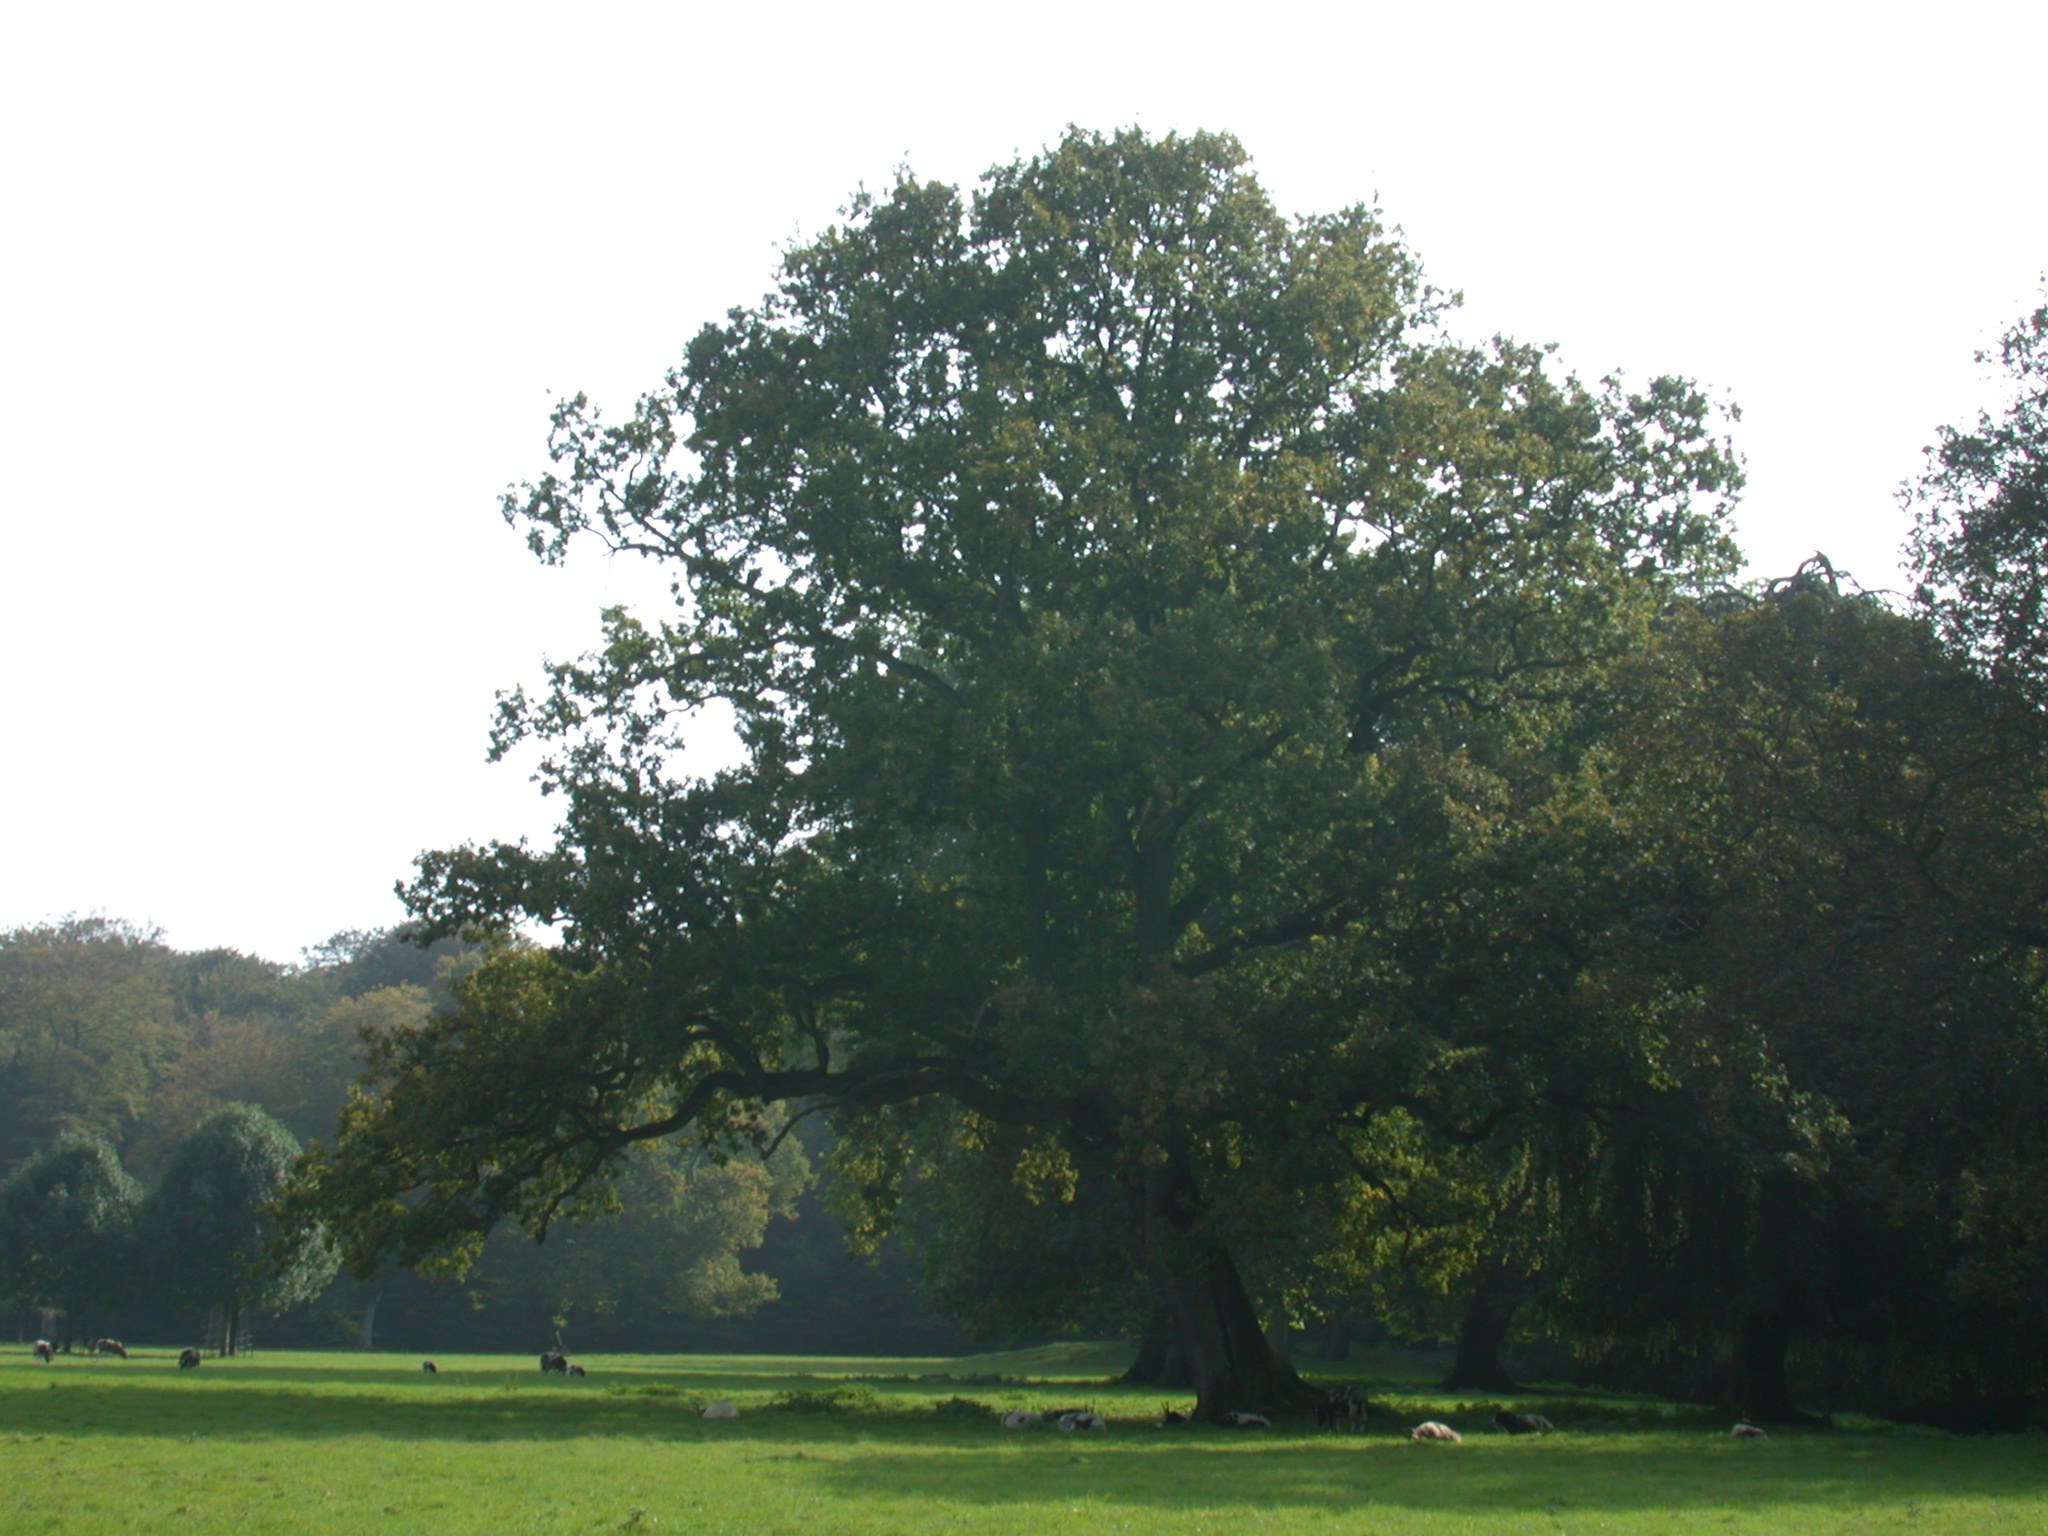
[3,1343,2042,1534]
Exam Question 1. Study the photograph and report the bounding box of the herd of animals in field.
[16,1340,1772,1438]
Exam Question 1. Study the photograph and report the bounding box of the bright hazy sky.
[4,0,2043,963]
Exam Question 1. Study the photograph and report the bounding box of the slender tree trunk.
[358,1294,380,1352]
[1440,1263,1532,1392]
[1313,1315,1353,1362]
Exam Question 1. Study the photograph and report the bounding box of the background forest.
[0,921,969,1358]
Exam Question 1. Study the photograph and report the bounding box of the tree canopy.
[141,1103,338,1354]
[291,126,1746,1413]
[1910,297,2048,700]
[0,1134,140,1344]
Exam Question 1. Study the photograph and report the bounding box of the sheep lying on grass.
[1410,1421,1462,1442]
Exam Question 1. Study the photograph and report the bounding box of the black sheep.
[1317,1385,1372,1430]
[178,1347,202,1370]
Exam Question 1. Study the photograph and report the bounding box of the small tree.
[141,1104,337,1354]
[0,1135,140,1348]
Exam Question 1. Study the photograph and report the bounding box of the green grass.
[2,1345,2042,1534]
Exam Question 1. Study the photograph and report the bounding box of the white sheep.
[1410,1421,1462,1442]
[701,1401,740,1419]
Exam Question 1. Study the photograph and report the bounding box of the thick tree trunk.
[1722,1173,1827,1425]
[1440,1263,1531,1392]
[1158,1244,1313,1417]
[1118,1307,1195,1388]
[1133,1158,1313,1418]
[1726,1305,1797,1421]
[1163,1253,1302,1417]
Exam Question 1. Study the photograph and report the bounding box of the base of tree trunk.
[1162,1250,1318,1418]
[1724,1307,1829,1425]
[1440,1265,1532,1393]
[1118,1310,1196,1388]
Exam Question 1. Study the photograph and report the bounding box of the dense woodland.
[9,129,2048,1428]
[0,923,969,1357]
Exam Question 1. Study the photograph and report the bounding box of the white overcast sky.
[3,0,2043,963]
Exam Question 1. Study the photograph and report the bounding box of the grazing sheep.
[421,1361,437,1374]
[178,1347,202,1370]
[32,1340,53,1363]
[1057,1411,1108,1432]
[566,1364,586,1378]
[539,1351,568,1374]
[1494,1410,1554,1435]
[701,1401,740,1419]
[90,1339,127,1359]
[1219,1411,1271,1428]
[1000,1411,1043,1429]
[1410,1421,1463,1442]
[1160,1406,1190,1425]
[1317,1385,1372,1430]
[1731,1421,1768,1439]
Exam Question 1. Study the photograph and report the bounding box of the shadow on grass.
[805,1433,2048,1515]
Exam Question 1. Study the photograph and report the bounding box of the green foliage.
[0,1134,139,1326]
[769,1384,876,1412]
[1910,296,2048,699]
[0,917,179,1169]
[140,1103,338,1347]
[1528,571,2048,1398]
[299,128,1740,1411]
[459,1129,809,1331]
[136,984,434,1173]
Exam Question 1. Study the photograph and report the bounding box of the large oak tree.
[293,128,1739,1412]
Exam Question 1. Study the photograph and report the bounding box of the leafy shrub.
[770,1386,875,1413]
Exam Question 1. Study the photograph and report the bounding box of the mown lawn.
[2,1344,2042,1534]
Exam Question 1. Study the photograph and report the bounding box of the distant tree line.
[0,923,964,1355]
